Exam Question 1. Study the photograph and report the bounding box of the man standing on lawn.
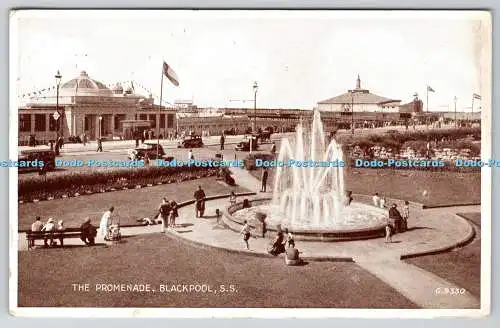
[261,167,269,192]
[220,133,225,150]
[194,186,206,218]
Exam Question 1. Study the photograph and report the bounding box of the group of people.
[29,217,66,247]
[372,193,410,243]
[29,206,120,248]
[135,198,179,232]
[239,221,302,266]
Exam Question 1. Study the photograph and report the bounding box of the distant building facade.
[18,71,177,145]
[317,75,401,113]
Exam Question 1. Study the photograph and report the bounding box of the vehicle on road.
[235,135,259,151]
[127,142,174,161]
[257,127,273,143]
[18,146,56,172]
[178,135,204,148]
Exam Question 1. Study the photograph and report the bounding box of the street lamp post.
[454,96,458,128]
[250,81,258,154]
[351,91,355,134]
[98,116,103,139]
[55,70,62,138]
[253,81,258,132]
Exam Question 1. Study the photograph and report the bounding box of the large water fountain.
[227,110,388,241]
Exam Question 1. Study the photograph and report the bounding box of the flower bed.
[18,166,219,202]
[343,127,481,170]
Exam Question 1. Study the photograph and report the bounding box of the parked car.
[127,142,173,161]
[235,135,259,151]
[257,127,273,143]
[18,146,56,172]
[178,135,204,148]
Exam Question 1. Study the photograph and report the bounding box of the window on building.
[149,114,156,128]
[34,114,46,132]
[84,116,89,131]
[139,114,147,120]
[159,114,165,128]
[167,114,174,128]
[114,114,126,131]
[19,114,31,132]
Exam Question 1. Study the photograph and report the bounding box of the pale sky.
[12,10,489,111]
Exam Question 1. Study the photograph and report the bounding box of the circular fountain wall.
[225,198,388,242]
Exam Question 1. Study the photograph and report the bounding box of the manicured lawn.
[18,233,417,308]
[406,212,481,298]
[251,168,480,207]
[18,177,249,230]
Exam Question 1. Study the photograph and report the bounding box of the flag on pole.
[162,61,180,87]
[473,93,481,100]
[427,86,435,92]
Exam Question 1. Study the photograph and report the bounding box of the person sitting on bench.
[41,218,56,247]
[80,217,97,246]
[29,216,44,248]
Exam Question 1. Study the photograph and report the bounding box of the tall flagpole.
[426,87,429,112]
[157,65,164,160]
[426,86,429,127]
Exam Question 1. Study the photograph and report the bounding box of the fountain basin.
[224,198,388,242]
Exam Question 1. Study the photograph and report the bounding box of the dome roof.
[60,71,113,97]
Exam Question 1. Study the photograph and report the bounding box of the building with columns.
[317,75,401,113]
[18,71,177,145]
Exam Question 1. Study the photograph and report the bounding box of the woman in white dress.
[99,206,114,237]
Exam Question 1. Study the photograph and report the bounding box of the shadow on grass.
[33,243,107,249]
[406,226,433,232]
[176,230,193,234]
[176,223,194,228]
[212,224,229,230]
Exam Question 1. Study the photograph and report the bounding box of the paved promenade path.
[17,166,481,309]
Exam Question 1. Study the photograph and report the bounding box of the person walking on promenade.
[402,200,410,232]
[229,191,237,206]
[240,220,252,250]
[96,137,103,152]
[169,200,179,228]
[261,167,269,192]
[384,215,393,244]
[270,142,277,155]
[158,198,171,232]
[372,193,380,207]
[220,133,225,150]
[194,185,206,218]
[99,206,114,238]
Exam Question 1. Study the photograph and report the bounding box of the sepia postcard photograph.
[8,9,491,318]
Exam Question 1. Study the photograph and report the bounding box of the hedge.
[19,166,219,201]
[339,127,481,152]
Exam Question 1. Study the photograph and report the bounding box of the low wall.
[222,197,392,242]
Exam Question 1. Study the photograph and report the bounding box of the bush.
[19,166,219,201]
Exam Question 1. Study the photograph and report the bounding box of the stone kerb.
[222,196,402,242]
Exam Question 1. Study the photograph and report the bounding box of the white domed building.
[18,71,177,144]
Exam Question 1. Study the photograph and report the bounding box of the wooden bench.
[26,228,89,249]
